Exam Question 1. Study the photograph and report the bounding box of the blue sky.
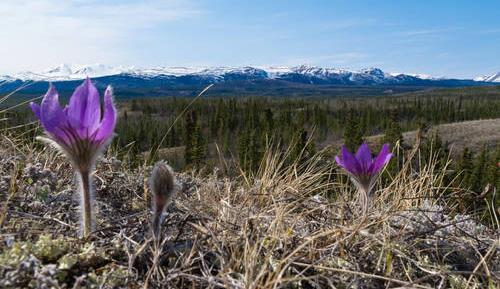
[0,0,499,78]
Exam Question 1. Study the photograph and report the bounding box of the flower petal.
[30,102,41,120]
[40,84,67,140]
[370,144,392,173]
[340,146,362,174]
[335,155,344,168]
[66,78,101,137]
[95,86,116,143]
[355,143,372,173]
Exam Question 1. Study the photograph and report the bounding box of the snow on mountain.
[474,72,500,82]
[127,66,208,77]
[0,64,492,97]
[389,72,436,80]
[1,64,129,82]
[0,64,490,85]
[0,64,435,82]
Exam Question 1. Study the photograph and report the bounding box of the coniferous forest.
[3,86,500,176]
[3,86,499,216]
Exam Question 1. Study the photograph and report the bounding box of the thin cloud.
[286,52,370,67]
[0,0,205,73]
[402,28,451,36]
[322,18,377,31]
[475,28,500,34]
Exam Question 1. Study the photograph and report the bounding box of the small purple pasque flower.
[30,78,117,237]
[335,143,392,215]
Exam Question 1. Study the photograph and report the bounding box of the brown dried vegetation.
[0,134,498,288]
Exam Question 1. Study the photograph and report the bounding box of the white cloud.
[0,0,203,74]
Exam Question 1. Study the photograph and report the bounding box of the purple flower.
[335,143,392,196]
[30,78,117,237]
[30,78,116,167]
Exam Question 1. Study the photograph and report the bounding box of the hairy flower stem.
[152,209,163,239]
[350,177,373,220]
[77,169,94,238]
[355,182,372,222]
[151,198,169,242]
[359,188,370,221]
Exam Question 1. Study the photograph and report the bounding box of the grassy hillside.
[356,118,500,154]
[403,118,500,153]
[0,136,498,288]
[397,85,500,99]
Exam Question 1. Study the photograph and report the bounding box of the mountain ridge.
[0,63,477,82]
[474,72,500,82]
[0,64,497,98]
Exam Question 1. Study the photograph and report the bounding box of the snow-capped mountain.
[1,63,444,83]
[0,64,494,98]
[1,64,129,81]
[475,72,500,83]
[2,64,496,85]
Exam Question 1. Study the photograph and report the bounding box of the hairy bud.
[150,161,177,238]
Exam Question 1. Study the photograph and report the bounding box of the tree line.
[2,88,499,203]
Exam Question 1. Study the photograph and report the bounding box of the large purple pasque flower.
[30,78,117,237]
[30,78,116,169]
[335,143,392,216]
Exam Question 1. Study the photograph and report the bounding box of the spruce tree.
[184,110,206,167]
[291,128,315,165]
[184,110,196,166]
[483,147,499,189]
[248,128,262,172]
[457,147,473,188]
[264,108,274,138]
[383,111,403,146]
[470,147,488,192]
[237,127,250,172]
[344,112,363,152]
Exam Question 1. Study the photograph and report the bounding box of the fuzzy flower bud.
[150,161,177,238]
